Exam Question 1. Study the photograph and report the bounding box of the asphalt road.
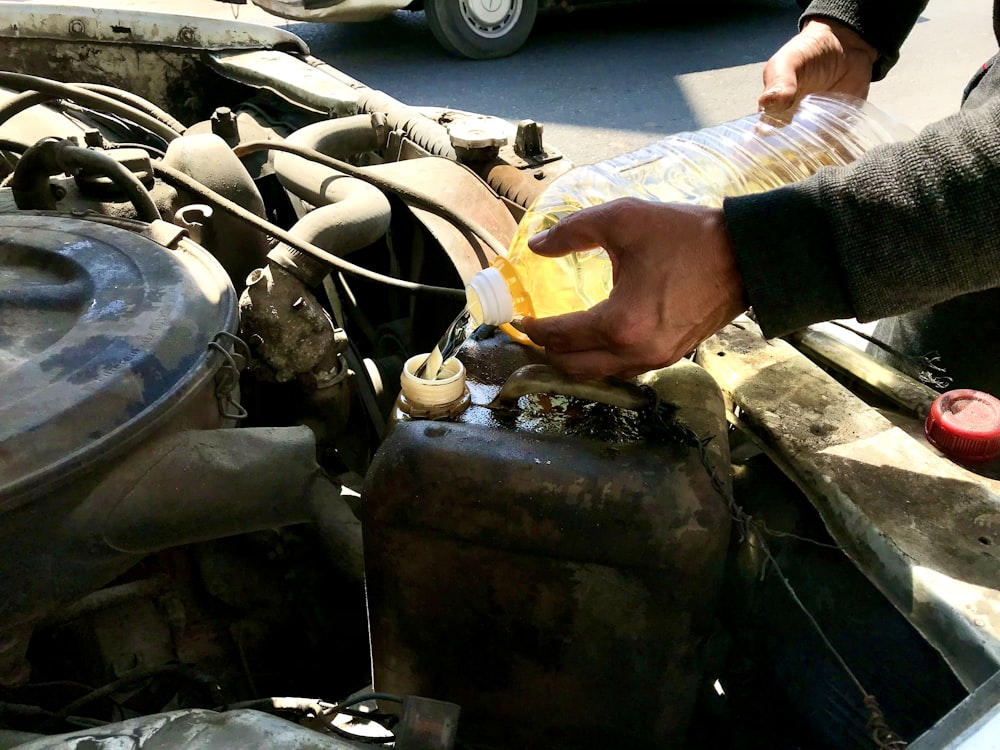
[285,0,998,164]
[45,0,1000,163]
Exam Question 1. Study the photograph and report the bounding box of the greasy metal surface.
[698,317,1000,690]
[359,159,519,283]
[365,331,732,748]
[0,41,228,127]
[0,4,309,53]
[0,214,237,507]
[488,363,650,411]
[239,263,340,383]
[787,326,942,418]
[11,709,363,749]
[209,50,360,119]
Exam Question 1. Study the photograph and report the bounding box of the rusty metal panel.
[698,316,1000,691]
[363,340,732,749]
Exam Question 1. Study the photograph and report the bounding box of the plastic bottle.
[465,93,915,345]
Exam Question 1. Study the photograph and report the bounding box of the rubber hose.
[273,116,384,206]
[0,90,52,129]
[484,162,548,209]
[283,114,381,163]
[235,140,508,259]
[269,175,392,286]
[74,83,187,134]
[10,139,160,222]
[281,184,391,256]
[0,73,180,144]
[0,138,30,154]
[269,116,391,284]
[356,88,456,159]
[310,62,457,159]
[153,161,464,299]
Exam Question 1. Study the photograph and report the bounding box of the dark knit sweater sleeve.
[723,94,1000,339]
[801,0,928,79]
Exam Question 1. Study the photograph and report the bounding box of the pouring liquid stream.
[416,308,474,380]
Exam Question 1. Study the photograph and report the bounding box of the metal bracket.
[142,219,188,250]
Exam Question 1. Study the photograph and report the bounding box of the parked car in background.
[242,0,649,60]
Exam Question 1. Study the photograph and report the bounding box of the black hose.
[74,83,187,134]
[234,139,508,259]
[11,139,160,222]
[0,137,31,154]
[0,72,180,144]
[153,162,465,300]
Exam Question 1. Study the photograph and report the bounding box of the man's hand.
[520,199,747,381]
[759,18,879,112]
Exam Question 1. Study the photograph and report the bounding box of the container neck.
[398,354,470,420]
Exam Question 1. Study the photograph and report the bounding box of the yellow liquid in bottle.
[498,95,915,324]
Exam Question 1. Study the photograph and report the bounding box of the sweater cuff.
[800,0,927,81]
[723,184,855,338]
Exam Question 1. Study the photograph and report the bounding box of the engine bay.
[1,5,996,749]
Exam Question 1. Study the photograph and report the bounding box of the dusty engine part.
[0,213,233,682]
[0,214,238,504]
[10,138,160,221]
[4,709,367,749]
[240,261,348,386]
[162,133,271,286]
[0,213,362,691]
[363,329,733,750]
[268,116,393,286]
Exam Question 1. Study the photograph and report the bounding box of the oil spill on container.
[363,327,733,749]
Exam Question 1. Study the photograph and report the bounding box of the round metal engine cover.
[0,214,238,507]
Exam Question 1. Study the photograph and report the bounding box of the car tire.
[425,0,538,60]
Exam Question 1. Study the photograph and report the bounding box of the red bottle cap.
[925,389,1000,464]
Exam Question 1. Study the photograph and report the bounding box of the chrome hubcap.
[460,0,521,38]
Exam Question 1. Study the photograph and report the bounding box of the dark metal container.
[363,331,733,749]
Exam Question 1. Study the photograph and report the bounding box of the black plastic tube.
[0,137,31,154]
[11,139,160,223]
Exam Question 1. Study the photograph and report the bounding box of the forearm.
[724,98,1000,338]
[801,0,929,79]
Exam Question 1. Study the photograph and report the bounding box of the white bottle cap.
[466,266,515,326]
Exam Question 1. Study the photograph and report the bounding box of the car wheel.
[425,0,538,60]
